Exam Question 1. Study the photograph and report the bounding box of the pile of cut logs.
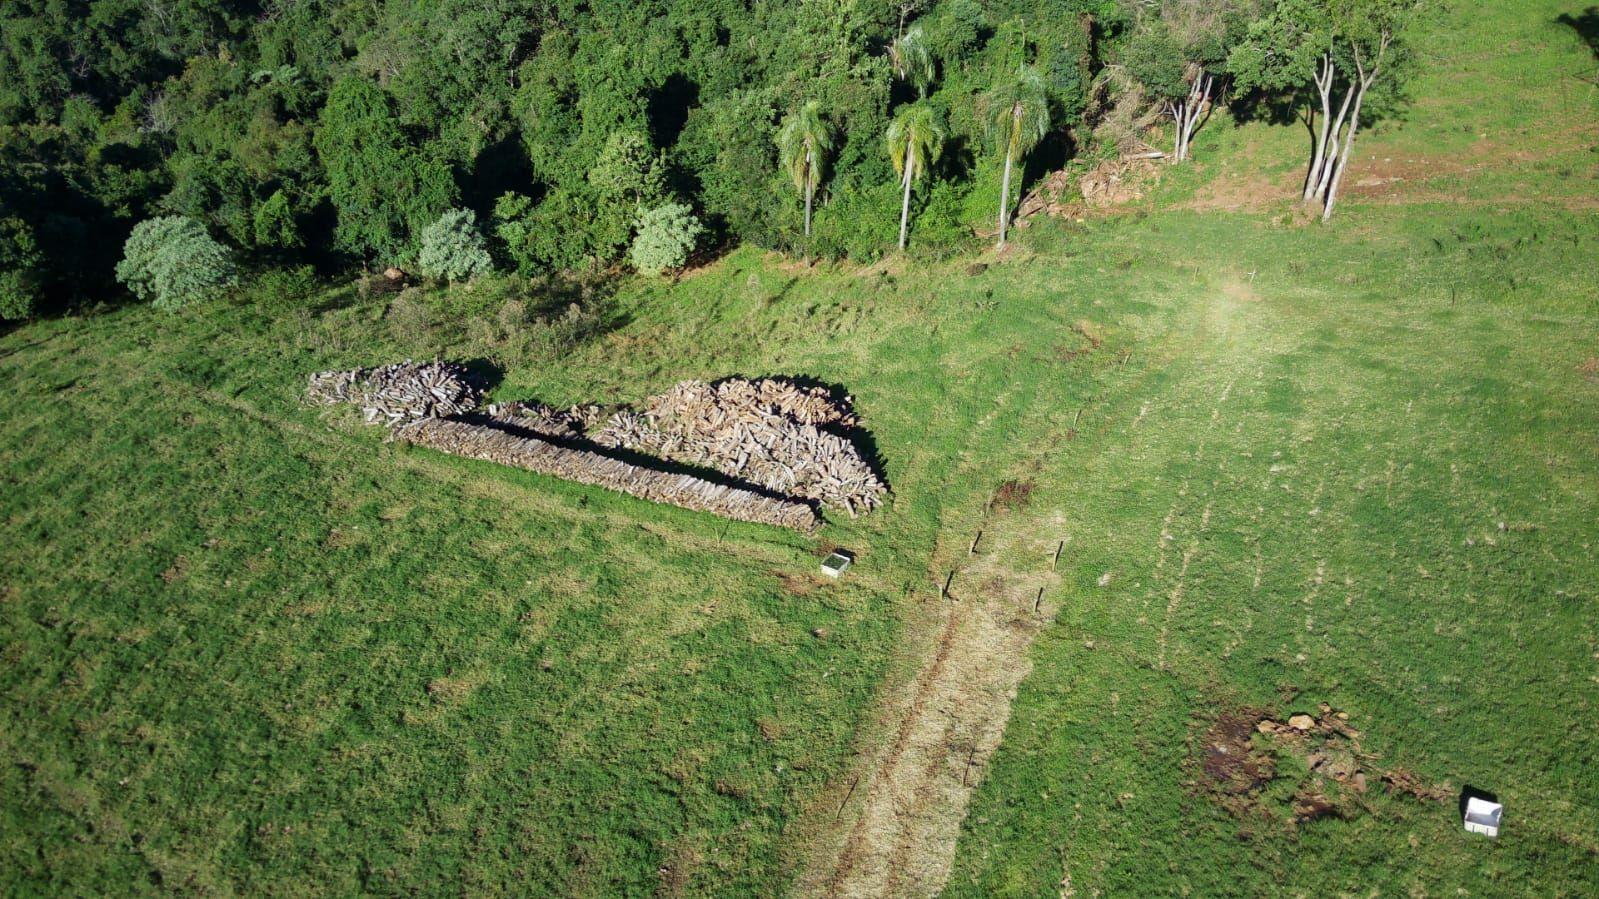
[593,379,886,517]
[307,360,484,424]
[395,412,819,532]
[305,365,883,530]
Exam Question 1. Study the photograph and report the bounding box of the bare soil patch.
[989,479,1036,511]
[1194,704,1451,835]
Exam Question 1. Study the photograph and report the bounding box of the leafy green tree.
[252,189,303,252]
[0,216,42,321]
[490,191,539,275]
[983,66,1050,249]
[630,202,705,276]
[1230,0,1424,220]
[590,130,668,210]
[418,208,494,283]
[1123,1,1256,162]
[886,102,945,250]
[115,216,238,310]
[313,76,456,262]
[775,101,835,241]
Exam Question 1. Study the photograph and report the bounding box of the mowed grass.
[0,218,1161,892]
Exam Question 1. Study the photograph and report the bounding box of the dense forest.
[0,0,1419,320]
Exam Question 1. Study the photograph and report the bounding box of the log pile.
[592,378,885,517]
[481,401,598,439]
[307,360,484,424]
[305,364,882,530]
[394,413,820,532]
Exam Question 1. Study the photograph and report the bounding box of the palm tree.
[983,66,1050,249]
[889,24,936,98]
[886,102,945,250]
[774,101,835,240]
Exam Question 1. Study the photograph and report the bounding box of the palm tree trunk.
[997,148,1014,249]
[898,158,914,250]
[803,150,814,239]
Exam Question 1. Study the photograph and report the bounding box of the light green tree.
[983,66,1050,249]
[886,103,945,250]
[630,202,705,275]
[115,216,238,311]
[417,209,494,283]
[774,101,835,240]
[889,24,937,97]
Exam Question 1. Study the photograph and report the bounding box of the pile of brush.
[306,366,885,530]
[307,360,484,424]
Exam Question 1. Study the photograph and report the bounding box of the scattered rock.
[1288,714,1316,731]
[811,627,829,639]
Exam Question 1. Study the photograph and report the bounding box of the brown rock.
[1288,714,1316,731]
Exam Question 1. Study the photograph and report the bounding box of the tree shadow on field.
[1558,7,1599,63]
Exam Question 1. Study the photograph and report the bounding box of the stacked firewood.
[593,378,886,517]
[394,413,820,532]
[481,401,598,439]
[305,364,882,529]
[307,360,484,424]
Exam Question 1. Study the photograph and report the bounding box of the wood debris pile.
[1075,154,1160,208]
[307,360,484,424]
[592,378,885,517]
[482,401,603,439]
[1014,154,1164,228]
[307,364,882,531]
[394,413,820,532]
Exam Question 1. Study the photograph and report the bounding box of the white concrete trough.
[1463,796,1502,838]
[820,550,854,579]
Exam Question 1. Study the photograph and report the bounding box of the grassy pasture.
[2,0,1597,895]
[0,221,1155,893]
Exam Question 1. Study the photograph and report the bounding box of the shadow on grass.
[1558,7,1599,63]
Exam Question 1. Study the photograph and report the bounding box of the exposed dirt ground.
[792,525,1062,899]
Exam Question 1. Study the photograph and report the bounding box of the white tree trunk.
[1313,81,1356,203]
[898,157,914,250]
[1168,103,1183,161]
[1304,54,1334,202]
[997,149,1014,248]
[1323,35,1390,222]
[1171,73,1213,163]
[1321,87,1363,222]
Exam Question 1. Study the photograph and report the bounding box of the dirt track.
[793,524,1060,898]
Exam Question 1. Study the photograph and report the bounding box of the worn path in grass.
[794,270,1267,898]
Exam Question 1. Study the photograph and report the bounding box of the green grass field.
[4,0,1598,895]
